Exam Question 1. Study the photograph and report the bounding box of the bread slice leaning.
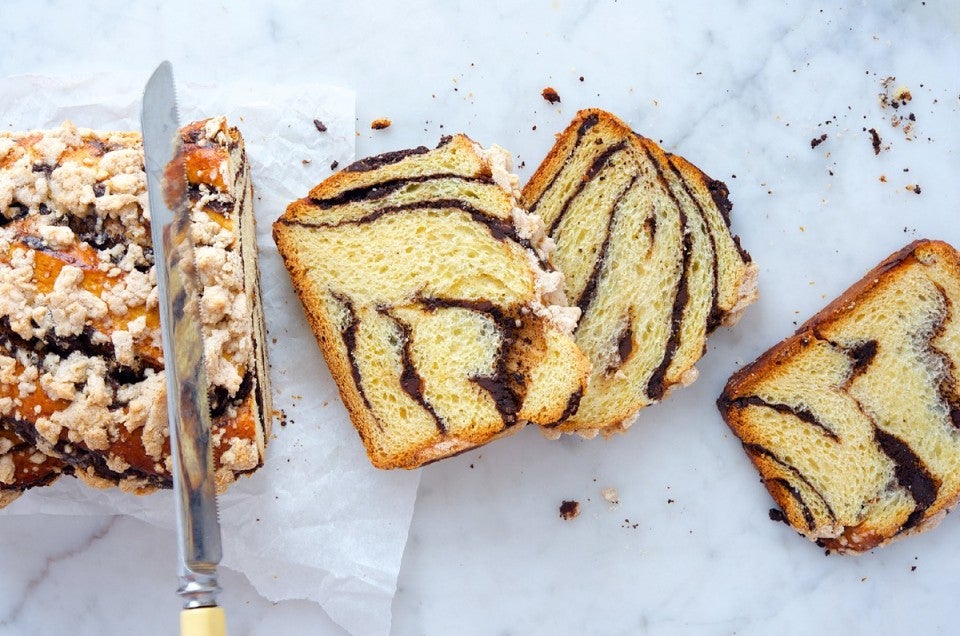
[521,109,757,436]
[719,240,960,553]
[274,135,590,469]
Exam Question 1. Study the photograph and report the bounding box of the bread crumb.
[541,87,561,104]
[601,487,619,506]
[559,500,580,520]
[371,118,392,130]
[868,128,882,154]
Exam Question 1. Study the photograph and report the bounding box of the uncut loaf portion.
[0,117,271,508]
[274,134,590,469]
[719,240,960,553]
[521,109,757,436]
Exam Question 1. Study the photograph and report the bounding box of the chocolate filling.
[343,146,431,173]
[616,325,634,367]
[744,442,837,521]
[646,217,691,402]
[528,112,600,215]
[547,140,627,235]
[873,426,938,530]
[332,293,376,416]
[66,213,125,252]
[729,395,839,441]
[541,389,583,428]
[0,318,116,367]
[416,296,522,424]
[573,174,639,314]
[848,340,879,377]
[769,477,817,531]
[706,178,751,263]
[471,375,519,423]
[310,174,494,209]
[667,162,721,333]
[0,203,28,225]
[639,142,696,402]
[392,316,448,435]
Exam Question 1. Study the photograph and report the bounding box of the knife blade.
[141,61,226,636]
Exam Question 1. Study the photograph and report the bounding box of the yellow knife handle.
[180,606,226,636]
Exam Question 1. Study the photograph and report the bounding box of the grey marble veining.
[1,1,959,634]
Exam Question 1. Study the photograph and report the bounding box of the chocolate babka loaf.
[274,134,590,468]
[0,117,271,507]
[719,240,960,553]
[521,109,757,436]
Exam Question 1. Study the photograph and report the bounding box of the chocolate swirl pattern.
[274,135,589,469]
[719,240,960,553]
[0,119,272,507]
[521,109,757,435]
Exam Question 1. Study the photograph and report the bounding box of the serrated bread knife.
[141,61,226,636]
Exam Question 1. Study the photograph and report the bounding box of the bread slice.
[521,109,757,435]
[719,240,960,553]
[0,118,271,507]
[274,134,590,468]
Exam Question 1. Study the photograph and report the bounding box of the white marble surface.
[2,1,960,634]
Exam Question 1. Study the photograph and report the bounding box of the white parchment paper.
[0,74,421,636]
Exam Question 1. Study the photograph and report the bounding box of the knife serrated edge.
[141,60,223,610]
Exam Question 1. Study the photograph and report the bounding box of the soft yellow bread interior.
[522,109,756,434]
[275,135,589,468]
[720,240,960,553]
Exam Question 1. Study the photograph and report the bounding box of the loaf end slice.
[522,108,757,435]
[719,240,960,553]
[274,135,589,468]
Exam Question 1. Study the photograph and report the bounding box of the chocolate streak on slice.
[769,477,817,531]
[284,199,528,253]
[848,340,878,378]
[310,174,494,210]
[330,293,376,418]
[527,112,600,215]
[546,140,627,235]
[927,285,960,429]
[666,158,721,333]
[573,175,639,314]
[392,316,448,435]
[541,389,583,429]
[706,177,751,263]
[873,426,938,531]
[471,376,519,425]
[744,442,837,522]
[419,296,521,424]
[639,139,701,402]
[343,146,431,173]
[729,395,839,441]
